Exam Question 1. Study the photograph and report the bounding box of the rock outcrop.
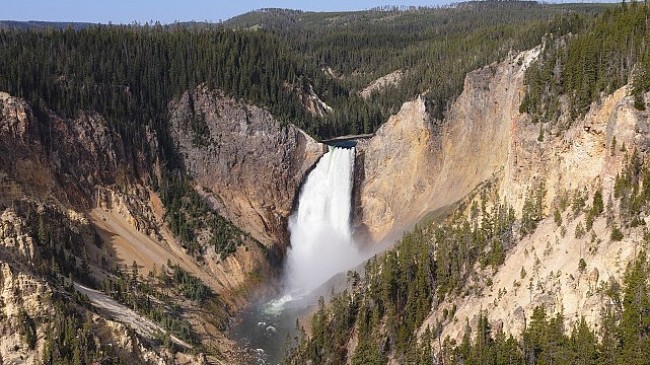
[360,69,405,99]
[355,96,439,242]
[419,82,649,344]
[425,81,650,344]
[0,91,154,207]
[357,48,540,242]
[169,86,326,249]
[301,84,333,117]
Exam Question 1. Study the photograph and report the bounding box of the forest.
[227,2,612,127]
[283,252,650,365]
[521,2,650,126]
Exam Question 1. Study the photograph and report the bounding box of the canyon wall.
[169,86,326,250]
[357,48,540,242]
[422,82,650,345]
[356,48,650,345]
[0,86,327,364]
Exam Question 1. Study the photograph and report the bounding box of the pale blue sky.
[3,1,455,24]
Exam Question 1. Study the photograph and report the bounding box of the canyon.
[2,24,650,365]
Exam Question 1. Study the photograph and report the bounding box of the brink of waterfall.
[285,146,361,294]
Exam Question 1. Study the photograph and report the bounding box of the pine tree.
[620,252,650,365]
[570,317,599,365]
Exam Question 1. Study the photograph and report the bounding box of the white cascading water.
[233,146,363,365]
[284,146,361,294]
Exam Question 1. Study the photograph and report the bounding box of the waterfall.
[285,146,360,294]
[232,145,362,365]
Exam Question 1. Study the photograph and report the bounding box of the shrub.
[578,258,587,272]
[611,226,624,241]
[575,222,586,239]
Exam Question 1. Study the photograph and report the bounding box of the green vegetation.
[41,290,129,365]
[520,183,546,236]
[285,251,650,365]
[585,188,604,230]
[615,149,650,228]
[102,265,199,344]
[8,201,99,288]
[521,3,650,126]
[229,2,609,124]
[17,308,36,350]
[160,174,245,259]
[4,2,650,363]
[445,252,650,365]
[554,207,563,226]
[575,221,586,239]
[579,258,587,272]
[0,25,322,144]
[168,263,215,303]
[284,226,435,364]
[611,226,624,241]
[101,260,228,344]
[436,198,516,297]
[283,186,517,364]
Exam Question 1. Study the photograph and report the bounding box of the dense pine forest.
[521,1,650,126]
[227,2,611,126]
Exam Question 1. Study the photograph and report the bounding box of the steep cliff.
[357,48,540,242]
[356,47,650,346]
[0,92,156,207]
[169,86,326,250]
[421,81,650,346]
[354,96,438,242]
[0,87,323,363]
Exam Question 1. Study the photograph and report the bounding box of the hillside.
[284,3,650,365]
[0,90,265,364]
[227,2,612,126]
[1,2,649,365]
[0,20,95,30]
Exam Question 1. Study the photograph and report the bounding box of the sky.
[3,1,455,24]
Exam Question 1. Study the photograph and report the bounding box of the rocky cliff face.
[169,86,326,250]
[0,88,302,364]
[300,84,333,117]
[354,96,439,242]
[357,47,650,345]
[357,49,540,242]
[420,83,650,345]
[0,92,164,253]
[0,92,149,207]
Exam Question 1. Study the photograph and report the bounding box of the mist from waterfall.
[285,146,362,295]
[232,145,365,365]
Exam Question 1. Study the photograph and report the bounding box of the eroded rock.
[169,86,326,249]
